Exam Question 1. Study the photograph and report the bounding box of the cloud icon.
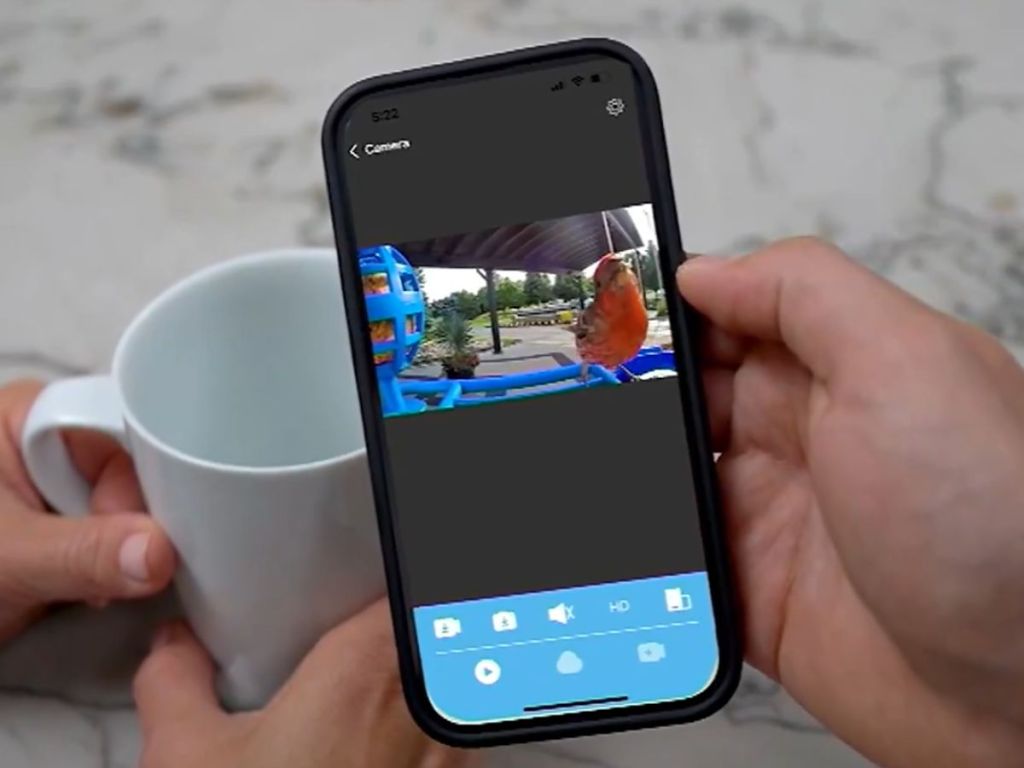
[556,650,583,675]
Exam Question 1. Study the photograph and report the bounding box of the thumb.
[134,621,228,741]
[6,512,176,604]
[676,237,937,379]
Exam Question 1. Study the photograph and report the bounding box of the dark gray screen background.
[342,54,650,248]
[337,52,707,607]
[386,381,706,606]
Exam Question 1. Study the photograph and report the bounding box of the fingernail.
[118,532,151,583]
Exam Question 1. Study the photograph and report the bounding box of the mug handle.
[20,375,126,517]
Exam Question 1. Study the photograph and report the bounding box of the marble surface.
[1,0,1022,765]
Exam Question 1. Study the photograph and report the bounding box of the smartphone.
[321,37,739,746]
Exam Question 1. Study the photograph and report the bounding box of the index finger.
[0,378,144,513]
[64,429,145,514]
[676,237,937,381]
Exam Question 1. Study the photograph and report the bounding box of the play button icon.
[474,659,501,686]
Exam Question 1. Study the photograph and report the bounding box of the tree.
[494,277,526,310]
[451,290,483,319]
[414,267,427,293]
[640,241,661,290]
[522,272,553,305]
[428,291,481,323]
[428,296,453,316]
[553,272,585,301]
[552,273,571,300]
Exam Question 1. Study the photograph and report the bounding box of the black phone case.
[321,36,741,748]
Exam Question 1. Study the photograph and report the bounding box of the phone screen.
[333,51,720,725]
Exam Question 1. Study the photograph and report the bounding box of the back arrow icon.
[349,143,360,159]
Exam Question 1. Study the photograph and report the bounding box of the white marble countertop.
[1,0,1022,765]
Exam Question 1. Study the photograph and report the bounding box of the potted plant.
[438,311,480,379]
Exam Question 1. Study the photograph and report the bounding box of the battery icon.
[664,587,692,613]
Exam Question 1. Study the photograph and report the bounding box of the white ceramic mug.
[19,248,384,710]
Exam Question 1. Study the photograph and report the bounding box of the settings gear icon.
[605,97,626,117]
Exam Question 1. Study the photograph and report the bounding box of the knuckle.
[902,311,947,348]
[958,318,1008,355]
[310,615,398,693]
[0,377,45,403]
[8,377,45,392]
[775,234,842,258]
[754,236,850,288]
[899,310,978,368]
[770,236,849,276]
[134,648,173,696]
[132,662,153,703]
[62,525,113,596]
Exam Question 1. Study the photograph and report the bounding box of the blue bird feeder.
[358,245,426,415]
[614,345,677,381]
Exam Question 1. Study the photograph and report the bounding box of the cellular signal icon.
[550,80,565,91]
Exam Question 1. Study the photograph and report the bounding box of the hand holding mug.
[0,375,464,768]
[0,379,175,644]
[19,249,385,709]
[134,599,474,768]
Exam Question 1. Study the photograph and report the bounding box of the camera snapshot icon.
[492,610,518,632]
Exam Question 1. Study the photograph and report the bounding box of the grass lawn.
[469,311,514,327]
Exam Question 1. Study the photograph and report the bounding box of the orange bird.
[568,253,649,382]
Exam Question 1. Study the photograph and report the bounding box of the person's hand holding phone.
[134,598,473,768]
[679,237,1024,767]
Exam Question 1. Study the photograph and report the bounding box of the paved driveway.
[407,320,674,380]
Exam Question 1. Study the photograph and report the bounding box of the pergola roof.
[393,208,644,274]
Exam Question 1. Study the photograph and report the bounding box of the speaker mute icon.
[548,602,575,624]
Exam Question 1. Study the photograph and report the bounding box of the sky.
[417,203,656,302]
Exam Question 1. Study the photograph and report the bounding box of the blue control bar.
[413,571,718,723]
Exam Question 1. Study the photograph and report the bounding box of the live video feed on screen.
[357,202,678,419]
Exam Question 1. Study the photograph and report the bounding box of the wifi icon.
[571,75,585,87]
